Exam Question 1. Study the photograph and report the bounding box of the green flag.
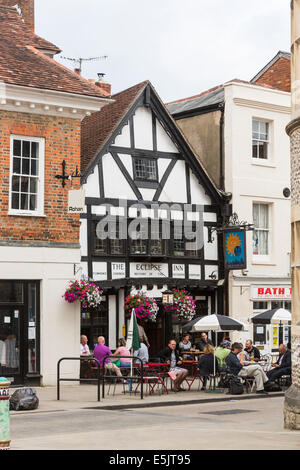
[126,308,141,351]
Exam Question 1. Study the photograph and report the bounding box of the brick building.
[0,3,111,385]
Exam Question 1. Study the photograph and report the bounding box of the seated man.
[195,332,214,351]
[133,342,149,364]
[80,335,90,356]
[244,339,261,361]
[215,340,231,368]
[267,344,291,382]
[226,342,271,395]
[93,336,127,383]
[158,339,188,392]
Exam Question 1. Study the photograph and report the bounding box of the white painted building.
[223,80,291,352]
[168,54,291,354]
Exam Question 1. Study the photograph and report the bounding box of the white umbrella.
[191,314,249,332]
[251,308,291,325]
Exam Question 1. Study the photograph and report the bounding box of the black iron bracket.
[208,212,254,243]
[55,160,82,188]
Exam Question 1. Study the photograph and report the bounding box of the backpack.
[10,388,39,411]
[228,376,244,395]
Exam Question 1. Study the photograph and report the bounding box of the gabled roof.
[166,85,224,116]
[0,5,61,54]
[251,51,291,83]
[81,80,223,204]
[81,81,148,172]
[0,6,109,98]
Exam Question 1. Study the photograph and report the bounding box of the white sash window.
[253,203,269,255]
[9,136,45,216]
[252,120,269,160]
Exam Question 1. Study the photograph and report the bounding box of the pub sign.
[223,229,246,270]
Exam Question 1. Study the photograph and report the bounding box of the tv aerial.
[60,55,108,74]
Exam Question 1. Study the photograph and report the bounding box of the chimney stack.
[94,73,111,97]
[0,0,35,31]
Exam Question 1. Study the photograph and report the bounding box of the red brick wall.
[0,110,81,244]
[254,57,291,92]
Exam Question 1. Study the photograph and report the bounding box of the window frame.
[252,119,270,161]
[8,135,45,217]
[132,156,158,183]
[252,202,271,258]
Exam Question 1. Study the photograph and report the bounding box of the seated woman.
[112,338,131,367]
[178,334,193,360]
[198,344,219,390]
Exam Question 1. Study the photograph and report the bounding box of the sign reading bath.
[68,189,85,213]
[130,263,168,278]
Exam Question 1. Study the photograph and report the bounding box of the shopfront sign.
[111,262,126,280]
[130,263,168,278]
[189,265,201,280]
[251,286,292,300]
[172,264,185,279]
[68,189,85,213]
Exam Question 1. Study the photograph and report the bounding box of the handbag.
[229,376,244,395]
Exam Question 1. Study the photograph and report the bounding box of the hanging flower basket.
[125,292,159,322]
[164,289,196,321]
[63,280,102,309]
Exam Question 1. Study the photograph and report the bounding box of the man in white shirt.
[133,342,149,364]
[80,335,90,356]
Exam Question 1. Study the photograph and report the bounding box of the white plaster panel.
[205,265,219,280]
[156,119,179,153]
[190,171,211,205]
[109,295,117,349]
[80,219,87,257]
[112,122,131,147]
[84,165,99,198]
[204,227,218,260]
[189,265,201,280]
[92,205,107,215]
[139,188,156,201]
[157,158,172,179]
[133,107,153,150]
[160,160,187,203]
[118,153,133,177]
[118,289,125,338]
[203,212,217,222]
[93,262,107,280]
[81,262,88,280]
[102,153,137,199]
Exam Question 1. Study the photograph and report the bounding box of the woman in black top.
[198,344,218,390]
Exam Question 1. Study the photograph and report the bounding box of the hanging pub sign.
[223,229,246,270]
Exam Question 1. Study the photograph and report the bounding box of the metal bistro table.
[134,362,169,396]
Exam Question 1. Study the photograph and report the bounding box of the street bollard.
[0,377,11,450]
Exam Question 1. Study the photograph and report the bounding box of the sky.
[35,0,291,103]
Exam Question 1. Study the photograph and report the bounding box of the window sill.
[251,159,276,169]
[252,258,276,266]
[8,211,46,218]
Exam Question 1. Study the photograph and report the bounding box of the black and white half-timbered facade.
[80,81,228,353]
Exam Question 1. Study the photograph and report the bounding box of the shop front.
[251,285,291,355]
[0,280,40,386]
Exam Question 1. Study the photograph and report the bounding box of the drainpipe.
[219,103,225,191]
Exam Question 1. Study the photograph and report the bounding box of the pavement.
[7,384,300,450]
[9,381,285,414]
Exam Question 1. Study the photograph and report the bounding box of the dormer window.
[133,157,158,182]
